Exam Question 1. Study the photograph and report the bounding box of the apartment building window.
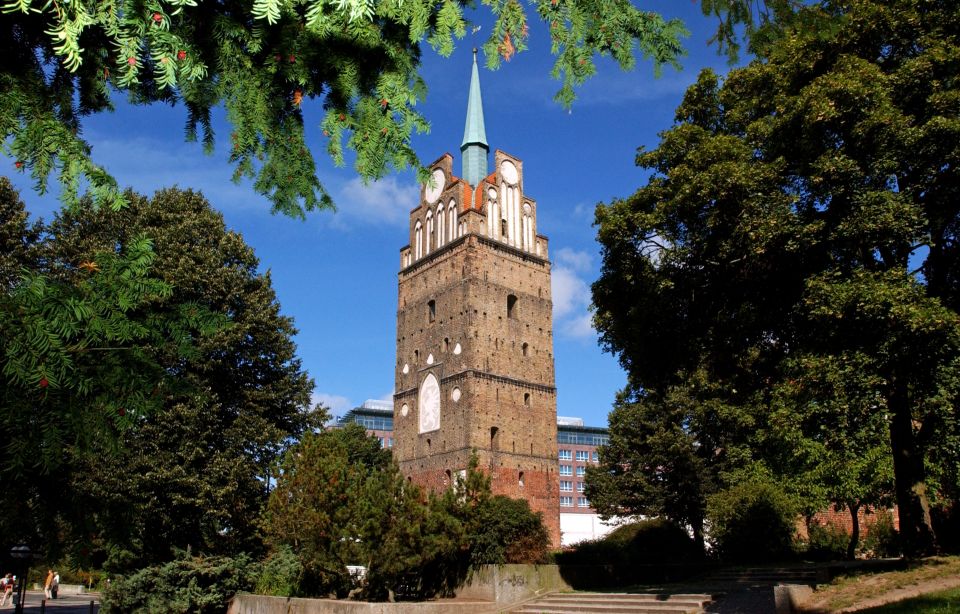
[592,451,600,463]
[577,482,585,492]
[560,480,573,492]
[576,466,585,477]
[560,496,573,507]
[559,449,572,460]
[576,450,589,462]
[578,497,590,508]
[559,465,572,476]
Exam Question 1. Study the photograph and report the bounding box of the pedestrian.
[43,569,53,600]
[51,571,59,599]
[0,574,13,607]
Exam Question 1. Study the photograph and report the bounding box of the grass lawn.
[856,586,960,613]
[802,556,960,612]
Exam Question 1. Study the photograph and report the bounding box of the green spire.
[461,49,489,186]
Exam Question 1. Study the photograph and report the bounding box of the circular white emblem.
[400,403,409,417]
[418,373,441,433]
[402,363,409,374]
[424,168,445,204]
[453,343,462,355]
[500,160,518,185]
[451,387,461,402]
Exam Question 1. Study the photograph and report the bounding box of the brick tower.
[393,51,560,546]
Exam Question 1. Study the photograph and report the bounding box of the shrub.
[556,518,702,567]
[254,546,302,597]
[707,481,799,563]
[805,522,849,561]
[99,552,257,614]
[861,510,901,558]
[469,495,550,565]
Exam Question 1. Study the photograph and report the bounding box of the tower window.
[519,471,525,488]
[522,342,529,357]
[524,392,531,407]
[507,294,517,319]
[501,219,508,238]
[428,300,436,323]
[490,426,499,450]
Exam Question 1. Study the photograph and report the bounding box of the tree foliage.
[100,551,258,614]
[264,423,464,600]
[592,0,960,556]
[265,434,549,600]
[0,184,317,564]
[0,180,225,482]
[49,188,319,569]
[1,0,690,216]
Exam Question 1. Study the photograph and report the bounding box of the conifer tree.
[1,0,692,217]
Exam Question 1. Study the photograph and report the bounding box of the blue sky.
[7,2,734,428]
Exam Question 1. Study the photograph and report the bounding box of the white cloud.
[551,253,596,340]
[311,392,354,416]
[561,312,595,339]
[332,175,419,227]
[552,265,590,320]
[554,247,592,273]
[572,202,595,221]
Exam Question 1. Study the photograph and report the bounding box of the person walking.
[51,571,59,599]
[0,574,13,607]
[43,569,53,600]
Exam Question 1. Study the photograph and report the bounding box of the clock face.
[500,160,518,185]
[424,168,445,204]
[418,373,441,433]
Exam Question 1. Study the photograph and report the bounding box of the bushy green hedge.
[100,552,257,614]
[557,518,702,567]
[707,481,799,563]
[254,546,302,597]
[804,522,849,561]
[862,511,901,558]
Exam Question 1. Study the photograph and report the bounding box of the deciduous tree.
[18,187,318,566]
[593,0,960,555]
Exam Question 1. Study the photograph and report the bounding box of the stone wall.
[227,564,572,614]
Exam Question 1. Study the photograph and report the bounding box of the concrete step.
[511,592,712,614]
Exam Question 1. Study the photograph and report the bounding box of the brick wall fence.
[796,506,899,540]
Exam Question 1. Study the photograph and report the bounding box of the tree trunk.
[888,378,937,556]
[847,502,860,560]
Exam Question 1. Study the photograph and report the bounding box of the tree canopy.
[1,0,694,216]
[592,0,960,555]
[0,184,318,563]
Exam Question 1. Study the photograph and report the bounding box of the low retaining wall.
[456,564,570,604]
[228,564,571,614]
[227,595,497,614]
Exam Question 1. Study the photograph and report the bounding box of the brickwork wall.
[395,152,560,548]
[797,506,900,540]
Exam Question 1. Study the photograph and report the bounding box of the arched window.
[437,204,445,247]
[425,209,433,253]
[449,199,458,240]
[414,221,423,260]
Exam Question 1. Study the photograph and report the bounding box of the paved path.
[6,591,100,613]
